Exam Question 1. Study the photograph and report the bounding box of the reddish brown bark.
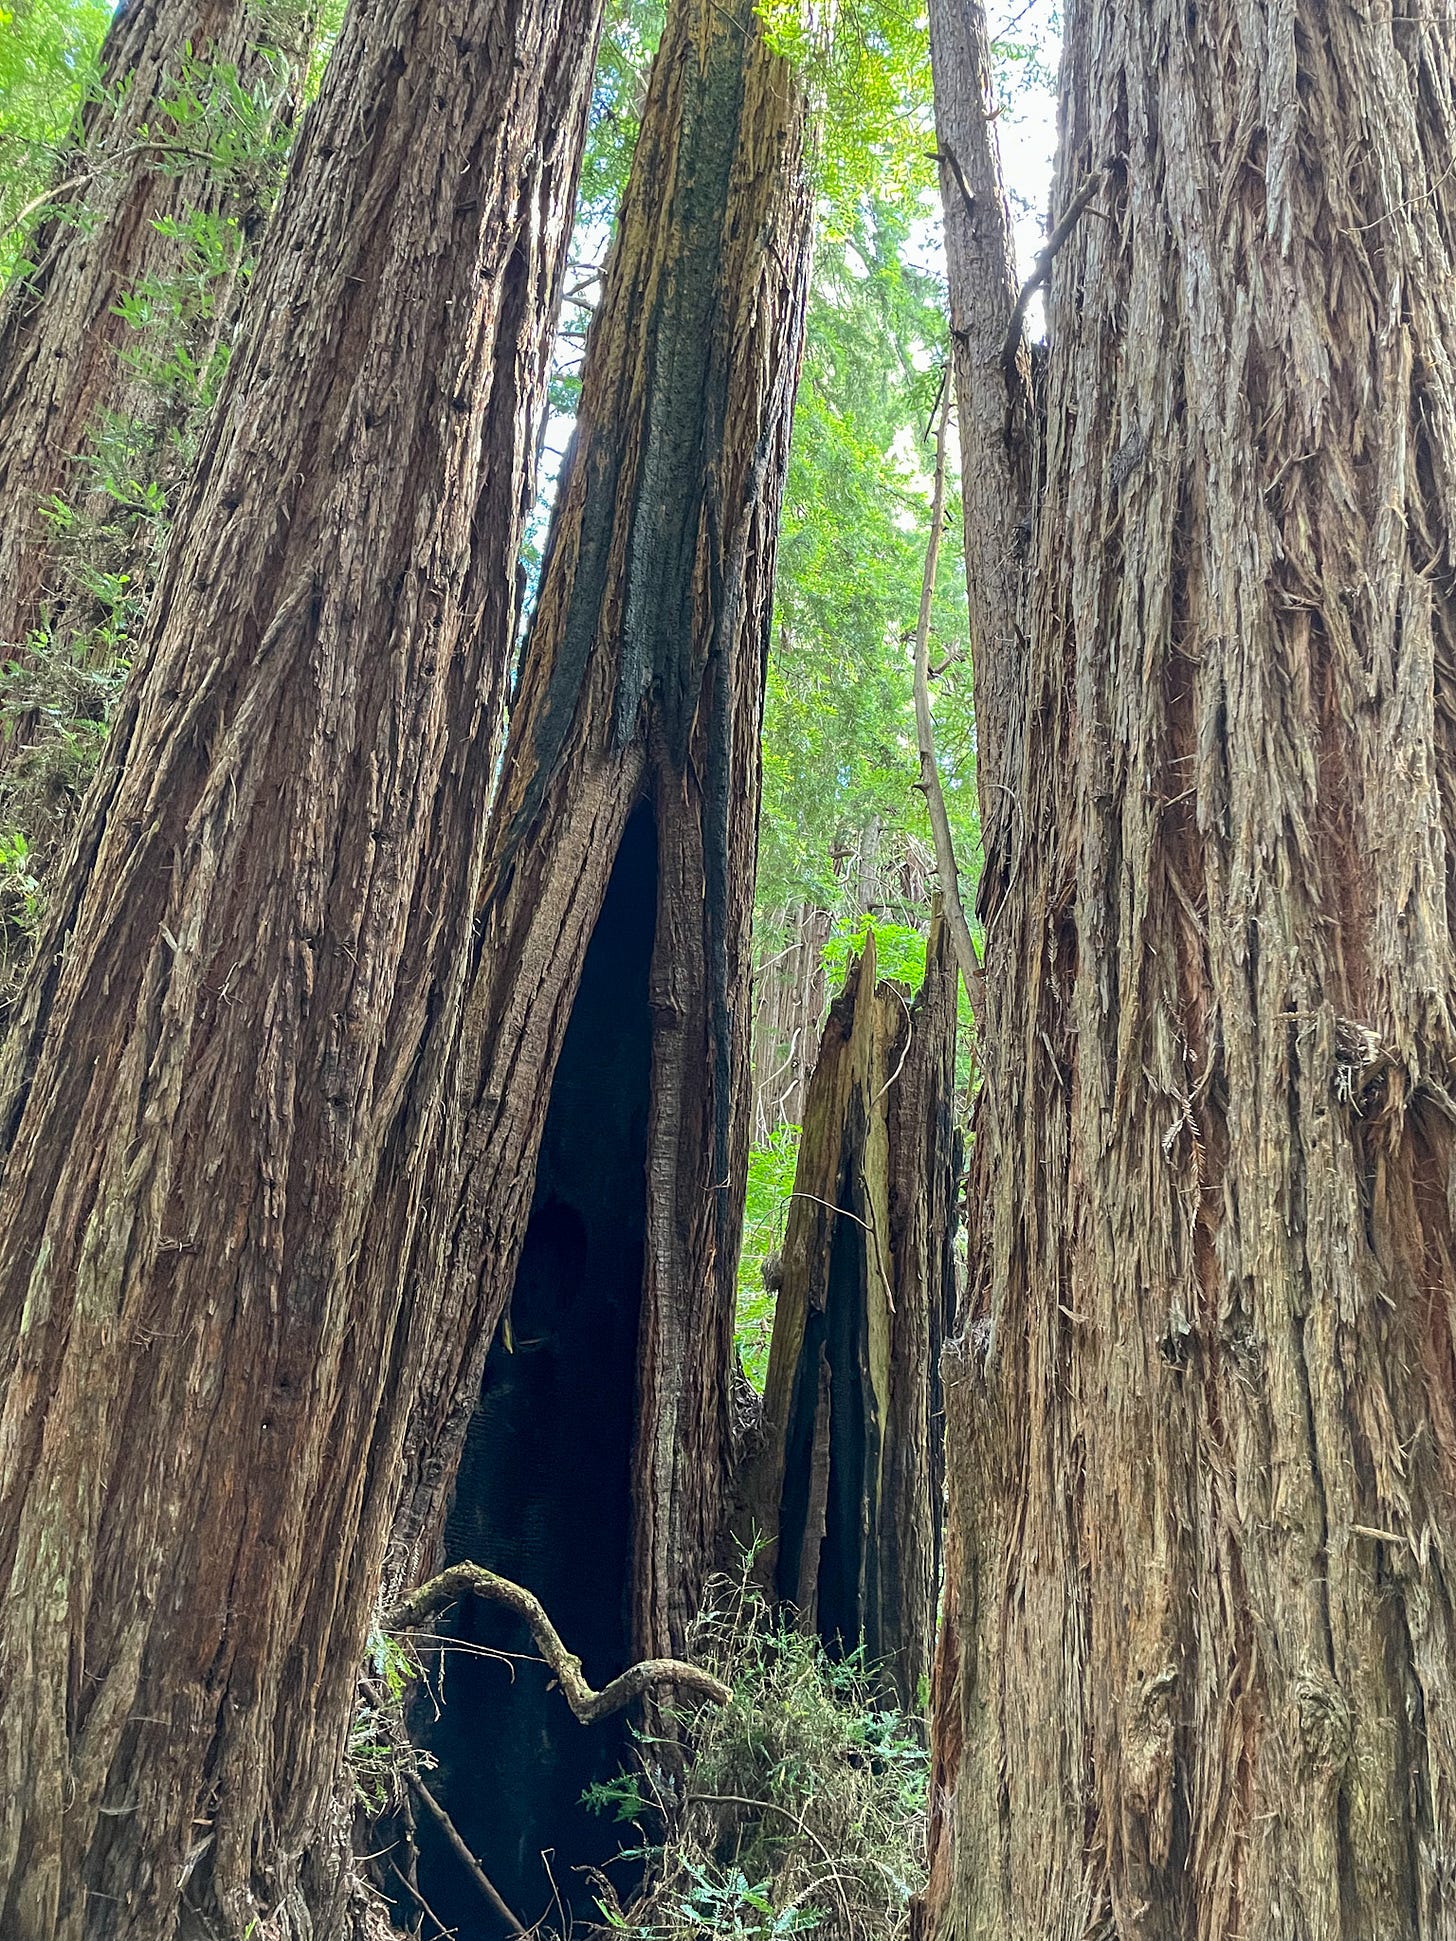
[929,2,1456,1935]
[378,0,811,1919]
[0,0,602,1929]
[740,914,959,1708]
[0,0,306,659]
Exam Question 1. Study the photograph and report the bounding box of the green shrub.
[586,1561,928,1939]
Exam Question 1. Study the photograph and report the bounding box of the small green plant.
[348,1629,423,1815]
[585,1559,928,1939]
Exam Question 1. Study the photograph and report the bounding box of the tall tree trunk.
[928,3,1456,1937]
[381,0,811,1922]
[0,0,316,1011]
[0,0,307,659]
[927,0,1031,921]
[751,900,833,1142]
[0,0,601,1923]
[740,913,958,1709]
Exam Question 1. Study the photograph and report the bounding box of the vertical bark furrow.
[0,0,602,1928]
[931,3,1456,1937]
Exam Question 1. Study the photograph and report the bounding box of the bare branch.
[912,398,987,1018]
[408,1772,527,1936]
[999,168,1105,375]
[389,1563,732,1721]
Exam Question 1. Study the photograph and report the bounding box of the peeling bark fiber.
[929,4,1456,1938]
[0,0,602,1926]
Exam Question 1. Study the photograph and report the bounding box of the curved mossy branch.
[389,1563,732,1723]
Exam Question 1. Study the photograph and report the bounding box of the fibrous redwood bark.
[0,0,601,1926]
[0,0,305,660]
[928,3,1456,1937]
[741,915,958,1708]
[383,0,811,1921]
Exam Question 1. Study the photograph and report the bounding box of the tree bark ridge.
[929,4,1456,1936]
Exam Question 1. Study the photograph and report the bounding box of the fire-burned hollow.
[403,803,659,1939]
[775,1143,880,1662]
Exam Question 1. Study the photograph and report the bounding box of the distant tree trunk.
[0,0,307,660]
[379,0,811,1923]
[0,0,601,1925]
[928,3,1456,1936]
[927,0,1030,922]
[751,900,833,1141]
[740,913,958,1709]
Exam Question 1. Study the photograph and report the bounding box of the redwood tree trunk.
[381,0,811,1919]
[929,4,1456,1937]
[750,900,833,1143]
[0,0,306,660]
[740,914,958,1709]
[0,0,601,1926]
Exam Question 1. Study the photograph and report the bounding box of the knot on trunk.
[1293,1671,1353,1778]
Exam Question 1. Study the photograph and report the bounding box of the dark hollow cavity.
[775,1131,881,1663]
[404,803,658,1939]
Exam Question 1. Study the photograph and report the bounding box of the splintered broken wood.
[739,910,959,1706]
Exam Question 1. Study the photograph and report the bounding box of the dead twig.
[409,1771,525,1936]
[999,167,1105,373]
[930,146,978,222]
[912,397,986,1018]
[389,1563,732,1722]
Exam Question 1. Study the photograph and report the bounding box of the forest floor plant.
[584,1556,928,1941]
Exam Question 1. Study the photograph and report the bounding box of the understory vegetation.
[587,1567,928,1940]
[347,1560,930,1940]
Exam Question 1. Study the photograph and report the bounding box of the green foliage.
[348,1630,423,1815]
[822,913,926,993]
[587,1560,928,1939]
[755,0,936,229]
[580,0,667,228]
[736,1121,801,1387]
[759,190,979,922]
[0,0,112,281]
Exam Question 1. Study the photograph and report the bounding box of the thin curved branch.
[913,394,987,1018]
[389,1563,731,1722]
[998,167,1104,374]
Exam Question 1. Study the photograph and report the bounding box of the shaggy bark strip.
[387,0,812,1673]
[0,0,305,661]
[929,3,1456,1938]
[740,916,958,1707]
[0,0,601,1927]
